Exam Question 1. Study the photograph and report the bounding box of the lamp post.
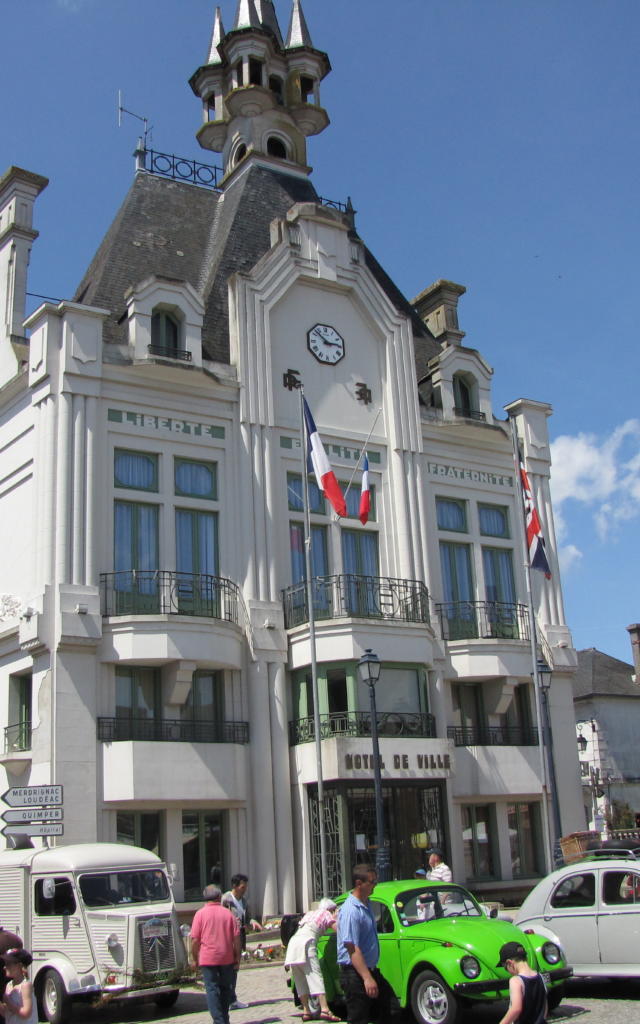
[358,649,391,881]
[537,658,563,864]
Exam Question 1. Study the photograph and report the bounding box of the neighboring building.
[0,1,583,913]
[574,630,640,833]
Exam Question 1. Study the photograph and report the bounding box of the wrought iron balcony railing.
[436,601,530,642]
[97,717,249,745]
[147,343,192,362]
[283,574,430,630]
[453,407,487,421]
[100,570,241,623]
[289,711,436,746]
[3,722,31,754]
[447,725,539,747]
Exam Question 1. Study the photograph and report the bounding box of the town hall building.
[0,0,583,914]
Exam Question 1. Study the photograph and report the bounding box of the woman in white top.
[0,948,37,1024]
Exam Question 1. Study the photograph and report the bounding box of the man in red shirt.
[191,885,241,1024]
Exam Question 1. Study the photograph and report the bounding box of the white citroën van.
[0,843,187,1023]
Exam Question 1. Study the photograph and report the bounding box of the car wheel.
[546,983,565,1012]
[410,969,460,1024]
[39,969,71,1024]
[154,990,180,1009]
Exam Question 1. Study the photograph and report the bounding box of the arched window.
[267,136,287,159]
[453,372,483,419]
[151,310,180,356]
[234,143,247,165]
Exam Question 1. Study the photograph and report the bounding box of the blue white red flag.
[519,454,551,578]
[359,454,371,525]
[303,398,347,518]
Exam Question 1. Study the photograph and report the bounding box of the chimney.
[0,166,48,383]
[627,623,640,681]
[412,279,466,346]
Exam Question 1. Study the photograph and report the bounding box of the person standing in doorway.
[337,864,394,1024]
[222,873,262,1010]
[191,885,241,1024]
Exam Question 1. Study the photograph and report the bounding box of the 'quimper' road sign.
[2,808,64,824]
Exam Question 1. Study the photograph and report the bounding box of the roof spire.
[206,7,225,65]
[233,0,260,30]
[286,0,313,48]
[254,0,284,47]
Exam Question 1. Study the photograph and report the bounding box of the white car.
[515,850,640,978]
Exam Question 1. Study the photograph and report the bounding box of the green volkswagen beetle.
[316,880,571,1024]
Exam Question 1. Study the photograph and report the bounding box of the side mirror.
[490,907,498,919]
[42,878,56,900]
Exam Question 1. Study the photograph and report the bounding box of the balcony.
[100,571,241,622]
[436,601,530,642]
[289,711,436,746]
[453,407,486,421]
[447,725,539,747]
[147,343,192,362]
[3,722,31,754]
[97,717,249,744]
[283,575,430,630]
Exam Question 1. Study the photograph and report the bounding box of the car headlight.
[460,955,481,979]
[541,941,561,965]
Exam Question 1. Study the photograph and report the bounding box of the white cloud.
[550,419,640,567]
[558,544,582,574]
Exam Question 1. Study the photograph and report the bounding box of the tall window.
[342,481,376,522]
[181,671,223,723]
[453,372,478,416]
[508,802,542,877]
[482,548,516,604]
[182,810,224,902]
[114,501,159,612]
[290,523,328,582]
[452,683,484,738]
[462,804,495,879]
[151,310,180,355]
[116,667,160,739]
[7,674,31,752]
[439,541,475,638]
[342,530,379,616]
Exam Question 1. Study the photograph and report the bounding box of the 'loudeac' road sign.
[1,785,63,807]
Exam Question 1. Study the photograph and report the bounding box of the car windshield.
[395,885,483,926]
[79,869,170,907]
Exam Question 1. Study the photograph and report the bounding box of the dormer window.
[234,143,247,166]
[453,371,484,421]
[149,309,191,362]
[267,136,287,159]
[249,58,263,86]
[206,94,216,122]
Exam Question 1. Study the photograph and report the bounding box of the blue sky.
[2,0,638,663]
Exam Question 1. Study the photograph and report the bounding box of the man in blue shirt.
[337,864,393,1024]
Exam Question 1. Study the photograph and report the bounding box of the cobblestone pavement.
[66,966,640,1024]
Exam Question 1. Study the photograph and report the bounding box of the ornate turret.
[189,0,330,178]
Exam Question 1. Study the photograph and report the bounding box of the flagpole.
[300,386,330,898]
[508,414,554,873]
[342,407,382,503]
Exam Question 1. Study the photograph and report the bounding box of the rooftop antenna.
[117,90,153,149]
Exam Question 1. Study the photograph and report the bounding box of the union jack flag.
[519,453,551,578]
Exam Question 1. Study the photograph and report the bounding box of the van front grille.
[138,917,176,973]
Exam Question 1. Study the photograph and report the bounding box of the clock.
[307,324,345,365]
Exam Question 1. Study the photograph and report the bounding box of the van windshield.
[79,869,169,907]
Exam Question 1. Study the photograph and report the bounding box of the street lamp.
[536,658,563,864]
[357,648,391,881]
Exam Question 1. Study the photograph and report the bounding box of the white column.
[40,397,56,586]
[247,659,278,915]
[239,423,256,597]
[72,394,86,584]
[252,425,268,601]
[55,392,72,583]
[269,662,295,913]
[85,396,97,586]
[390,448,413,577]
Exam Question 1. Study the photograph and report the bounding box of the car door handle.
[68,917,82,927]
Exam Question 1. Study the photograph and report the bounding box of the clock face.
[307,324,345,365]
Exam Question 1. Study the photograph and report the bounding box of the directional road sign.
[1,823,64,837]
[2,808,64,824]
[1,785,63,808]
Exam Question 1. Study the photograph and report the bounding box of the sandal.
[301,1015,314,1022]
[320,1014,341,1022]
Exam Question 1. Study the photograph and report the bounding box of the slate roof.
[573,647,638,700]
[73,162,439,366]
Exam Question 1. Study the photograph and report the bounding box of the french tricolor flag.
[359,454,371,525]
[519,455,551,578]
[303,398,347,518]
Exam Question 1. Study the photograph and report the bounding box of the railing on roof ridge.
[136,147,351,215]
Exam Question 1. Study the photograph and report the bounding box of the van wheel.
[39,969,71,1024]
[154,990,180,1009]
